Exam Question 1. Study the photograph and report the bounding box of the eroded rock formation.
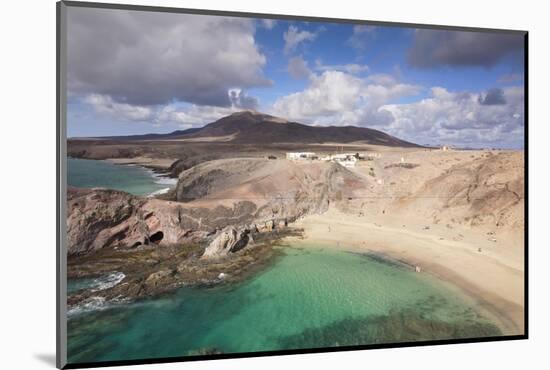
[67,159,365,256]
[201,227,252,259]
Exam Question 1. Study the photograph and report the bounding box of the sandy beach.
[107,156,177,170]
[286,207,524,335]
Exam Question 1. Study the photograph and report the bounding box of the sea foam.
[67,296,107,317]
[153,176,178,186]
[91,272,126,292]
[147,187,171,197]
[67,295,131,318]
[67,272,127,318]
[144,168,178,185]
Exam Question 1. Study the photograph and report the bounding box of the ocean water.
[67,247,500,364]
[67,157,176,196]
[66,158,500,364]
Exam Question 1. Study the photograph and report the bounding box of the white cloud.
[85,88,257,127]
[155,104,238,127]
[228,88,259,109]
[68,8,270,107]
[347,25,377,50]
[283,25,317,54]
[270,70,420,126]
[288,56,312,79]
[84,94,154,122]
[261,19,276,30]
[365,73,399,86]
[288,57,369,80]
[379,86,524,147]
[269,67,524,148]
[314,60,369,75]
[272,71,362,120]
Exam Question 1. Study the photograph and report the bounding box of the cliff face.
[66,158,367,256]
[67,151,524,257]
[67,187,258,256]
[392,152,524,229]
[201,227,252,259]
[67,187,147,255]
[174,158,365,218]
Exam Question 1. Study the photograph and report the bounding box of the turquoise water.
[66,158,500,364]
[67,277,96,295]
[67,247,499,364]
[67,157,174,196]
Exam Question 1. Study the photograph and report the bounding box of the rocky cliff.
[67,158,367,257]
[67,187,257,256]
[202,227,252,259]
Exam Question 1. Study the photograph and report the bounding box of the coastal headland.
[66,111,524,335]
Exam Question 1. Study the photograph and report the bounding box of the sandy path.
[285,208,525,335]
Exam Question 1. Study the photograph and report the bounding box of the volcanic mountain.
[110,110,420,147]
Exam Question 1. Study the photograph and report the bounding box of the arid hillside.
[83,110,421,147]
[67,148,524,257]
[339,150,524,233]
[66,158,366,255]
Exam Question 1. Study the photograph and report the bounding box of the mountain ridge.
[95,111,421,147]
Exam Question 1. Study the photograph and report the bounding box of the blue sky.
[67,8,525,148]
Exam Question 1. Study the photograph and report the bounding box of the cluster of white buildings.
[326,153,357,167]
[365,152,382,159]
[286,151,370,168]
[285,152,317,160]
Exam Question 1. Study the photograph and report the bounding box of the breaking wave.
[91,272,126,292]
[147,187,171,197]
[145,169,178,186]
[67,295,130,318]
[153,176,177,186]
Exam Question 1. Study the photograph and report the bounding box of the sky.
[66,7,525,148]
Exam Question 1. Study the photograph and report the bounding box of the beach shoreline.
[284,208,525,335]
[106,156,177,174]
[69,157,178,197]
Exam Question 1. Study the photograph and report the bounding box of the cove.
[67,246,500,364]
[67,157,174,196]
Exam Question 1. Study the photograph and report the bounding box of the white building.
[286,152,317,160]
[286,151,358,167]
[331,154,357,168]
[330,153,356,161]
[338,157,357,167]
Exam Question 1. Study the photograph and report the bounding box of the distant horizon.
[67,110,523,150]
[67,8,525,149]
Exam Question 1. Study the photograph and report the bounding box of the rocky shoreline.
[66,157,355,295]
[65,155,337,313]
[67,225,303,311]
[66,150,524,327]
